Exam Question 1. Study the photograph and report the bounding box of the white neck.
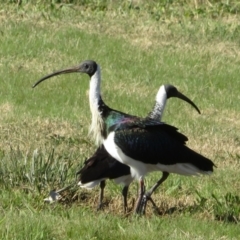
[88,65,104,146]
[148,85,167,120]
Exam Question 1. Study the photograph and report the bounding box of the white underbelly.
[113,174,133,186]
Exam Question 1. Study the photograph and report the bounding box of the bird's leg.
[97,180,106,210]
[122,185,129,213]
[140,172,169,214]
[134,176,145,214]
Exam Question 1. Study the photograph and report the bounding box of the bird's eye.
[85,64,89,69]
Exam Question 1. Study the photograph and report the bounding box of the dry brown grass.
[0,116,90,155]
[0,102,14,118]
[50,182,217,220]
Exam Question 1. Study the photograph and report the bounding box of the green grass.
[0,1,240,239]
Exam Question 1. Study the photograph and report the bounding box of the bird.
[76,145,131,212]
[76,84,201,212]
[33,60,215,214]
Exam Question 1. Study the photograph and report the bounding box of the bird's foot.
[97,202,105,211]
[134,198,144,215]
[139,192,160,215]
[139,194,148,215]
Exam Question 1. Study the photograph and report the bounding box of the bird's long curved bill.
[176,92,201,114]
[32,66,80,88]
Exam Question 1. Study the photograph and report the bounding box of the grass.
[0,0,240,239]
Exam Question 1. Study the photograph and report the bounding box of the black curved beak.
[32,65,80,88]
[176,91,201,114]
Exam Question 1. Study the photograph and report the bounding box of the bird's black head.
[78,60,98,77]
[164,84,201,114]
[164,84,179,99]
[32,60,98,88]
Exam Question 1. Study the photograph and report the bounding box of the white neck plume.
[88,65,104,146]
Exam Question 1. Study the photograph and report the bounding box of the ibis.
[77,145,131,211]
[76,84,201,212]
[33,60,215,214]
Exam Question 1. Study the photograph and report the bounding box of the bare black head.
[32,60,98,88]
[78,60,98,77]
[164,84,201,114]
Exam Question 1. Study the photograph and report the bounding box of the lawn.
[0,1,240,239]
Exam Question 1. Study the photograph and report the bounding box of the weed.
[212,193,240,224]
